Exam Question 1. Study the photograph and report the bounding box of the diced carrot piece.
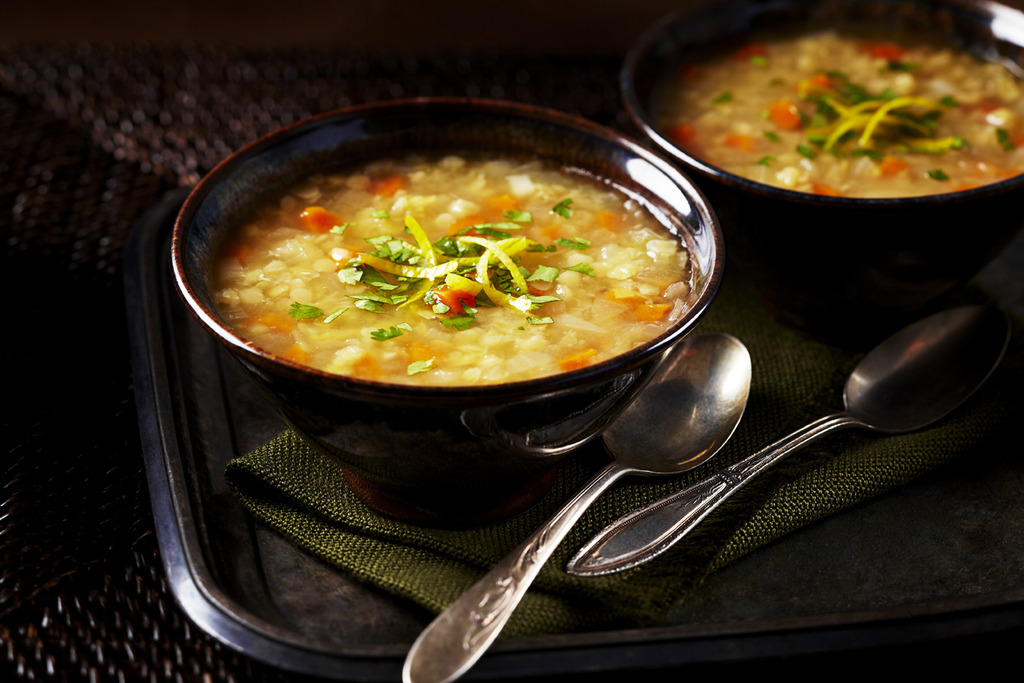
[798,72,834,96]
[605,288,645,305]
[369,175,406,198]
[299,206,342,233]
[487,194,519,213]
[559,348,598,372]
[540,223,561,241]
[450,213,485,234]
[667,124,697,146]
[635,303,673,322]
[352,353,383,380]
[724,134,755,152]
[596,210,622,231]
[282,344,308,364]
[677,64,701,81]
[768,98,802,131]
[811,183,842,197]
[227,242,252,266]
[733,43,769,60]
[253,313,296,333]
[863,42,904,60]
[877,155,909,177]
[407,342,435,363]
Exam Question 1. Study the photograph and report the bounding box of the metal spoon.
[402,333,752,683]
[566,304,1011,577]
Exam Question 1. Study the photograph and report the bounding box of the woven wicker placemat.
[0,43,628,682]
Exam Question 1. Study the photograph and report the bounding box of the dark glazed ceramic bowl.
[171,98,723,526]
[623,0,1024,344]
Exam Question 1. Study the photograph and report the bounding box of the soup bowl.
[171,98,723,525]
[623,0,1024,344]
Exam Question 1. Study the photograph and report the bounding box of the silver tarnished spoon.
[402,333,752,683]
[567,305,1011,577]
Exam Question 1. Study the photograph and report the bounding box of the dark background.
[3,1,1023,681]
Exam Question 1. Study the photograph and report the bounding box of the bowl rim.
[621,0,1024,206]
[170,96,725,401]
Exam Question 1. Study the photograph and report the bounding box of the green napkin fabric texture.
[225,272,1022,638]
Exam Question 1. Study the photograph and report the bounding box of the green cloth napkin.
[225,272,1022,638]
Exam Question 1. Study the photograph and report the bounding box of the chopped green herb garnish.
[504,210,532,223]
[337,264,363,285]
[288,302,324,320]
[886,60,917,72]
[851,148,885,161]
[329,223,352,236]
[927,169,950,181]
[370,324,409,341]
[796,144,816,159]
[440,315,475,331]
[323,307,348,323]
[525,295,561,309]
[997,128,1016,151]
[756,156,775,166]
[527,243,557,252]
[939,95,958,107]
[713,91,733,104]
[555,236,591,250]
[750,55,769,67]
[407,358,435,375]
[527,316,553,325]
[565,263,595,276]
[372,209,390,219]
[763,131,780,143]
[528,264,560,282]
[551,198,574,218]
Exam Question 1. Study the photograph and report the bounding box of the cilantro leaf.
[440,315,475,331]
[527,265,560,282]
[370,326,402,341]
[503,210,532,223]
[997,128,1016,151]
[796,144,817,159]
[927,169,950,181]
[370,323,411,341]
[288,302,324,320]
[527,316,553,325]
[565,263,595,277]
[713,91,733,104]
[551,198,573,219]
[323,307,348,323]
[337,265,363,285]
[555,236,591,250]
[407,358,435,375]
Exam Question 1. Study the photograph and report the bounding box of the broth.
[211,155,692,386]
[654,30,1024,197]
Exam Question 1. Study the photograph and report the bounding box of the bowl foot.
[342,467,560,527]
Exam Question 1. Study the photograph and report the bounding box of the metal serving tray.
[125,188,1024,680]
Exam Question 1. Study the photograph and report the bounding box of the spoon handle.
[403,461,627,683]
[566,413,863,576]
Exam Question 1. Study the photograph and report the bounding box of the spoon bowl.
[567,305,1011,577]
[402,333,752,683]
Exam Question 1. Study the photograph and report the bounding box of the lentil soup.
[211,155,692,386]
[654,30,1024,197]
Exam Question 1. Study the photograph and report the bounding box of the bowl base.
[342,467,560,527]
